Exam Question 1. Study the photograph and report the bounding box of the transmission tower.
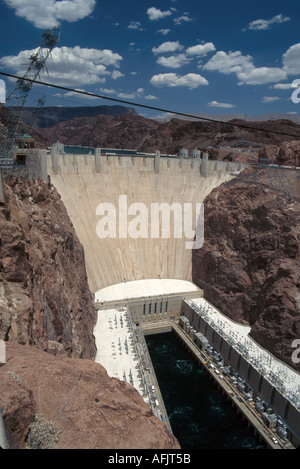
[0,24,60,167]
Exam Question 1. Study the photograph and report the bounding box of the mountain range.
[163,112,300,125]
[16,104,300,127]
[4,105,300,158]
[15,104,137,129]
[39,112,300,157]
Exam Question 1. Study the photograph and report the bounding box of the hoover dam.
[25,143,300,448]
[46,144,242,292]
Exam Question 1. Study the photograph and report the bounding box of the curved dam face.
[47,150,242,293]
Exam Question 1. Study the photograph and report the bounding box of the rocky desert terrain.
[0,342,179,449]
[41,114,300,158]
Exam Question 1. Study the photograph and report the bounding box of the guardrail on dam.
[44,144,247,292]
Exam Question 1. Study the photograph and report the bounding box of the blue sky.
[0,0,300,119]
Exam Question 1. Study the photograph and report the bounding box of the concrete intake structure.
[46,145,246,293]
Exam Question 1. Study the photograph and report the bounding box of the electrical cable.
[1,71,300,139]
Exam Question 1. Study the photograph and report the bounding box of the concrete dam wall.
[46,148,245,293]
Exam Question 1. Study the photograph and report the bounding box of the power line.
[1,71,300,139]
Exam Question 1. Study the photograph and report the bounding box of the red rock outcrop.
[192,170,300,371]
[0,176,96,359]
[0,343,180,449]
[258,140,300,166]
[43,114,159,150]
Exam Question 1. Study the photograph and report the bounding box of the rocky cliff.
[0,175,96,359]
[138,118,300,154]
[192,163,300,371]
[0,343,179,449]
[258,139,300,167]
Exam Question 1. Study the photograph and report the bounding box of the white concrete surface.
[94,278,201,303]
[93,307,150,402]
[188,297,300,407]
[47,153,236,292]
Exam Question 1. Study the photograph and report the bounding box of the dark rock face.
[0,343,180,449]
[42,115,300,155]
[43,113,159,150]
[258,139,300,166]
[0,176,96,359]
[192,172,300,371]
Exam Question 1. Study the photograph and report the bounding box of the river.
[146,332,265,449]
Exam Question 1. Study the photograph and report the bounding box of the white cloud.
[144,94,157,100]
[150,72,209,89]
[62,88,99,100]
[245,14,290,31]
[186,43,216,57]
[237,67,287,85]
[208,100,235,108]
[156,54,191,69]
[174,13,193,25]
[156,29,171,35]
[152,41,215,70]
[99,88,117,95]
[203,50,254,75]
[147,7,172,21]
[261,96,280,102]
[0,45,123,87]
[3,0,96,29]
[272,83,294,89]
[117,88,157,101]
[111,70,124,80]
[282,43,300,75]
[203,50,287,85]
[128,21,144,31]
[152,41,183,55]
[117,92,137,99]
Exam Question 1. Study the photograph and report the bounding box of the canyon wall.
[192,165,300,371]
